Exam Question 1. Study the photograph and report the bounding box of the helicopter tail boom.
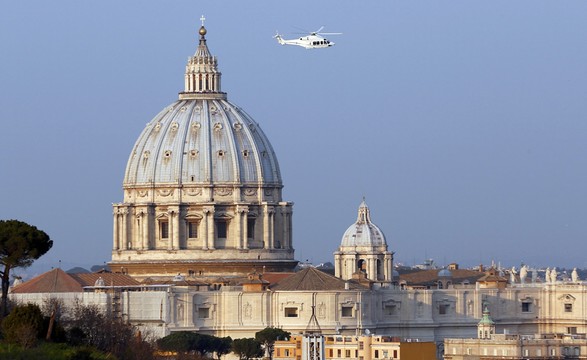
[273,32,286,45]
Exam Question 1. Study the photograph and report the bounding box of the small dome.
[340,199,387,248]
[438,269,452,278]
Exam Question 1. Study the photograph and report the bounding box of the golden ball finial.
[199,26,207,36]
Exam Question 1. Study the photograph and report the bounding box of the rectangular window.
[188,221,198,238]
[337,349,341,357]
[393,350,398,358]
[284,307,298,318]
[198,307,210,318]
[341,305,353,318]
[439,304,449,315]
[216,220,227,238]
[345,350,351,358]
[568,327,578,334]
[374,350,379,358]
[285,349,289,356]
[565,303,573,312]
[359,341,364,350]
[384,304,397,316]
[247,219,255,239]
[522,302,531,312]
[328,349,332,357]
[160,221,169,239]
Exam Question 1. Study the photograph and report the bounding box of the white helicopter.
[274,26,341,49]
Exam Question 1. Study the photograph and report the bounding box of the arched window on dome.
[357,259,366,274]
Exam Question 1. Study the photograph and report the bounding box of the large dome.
[124,98,281,187]
[110,22,296,280]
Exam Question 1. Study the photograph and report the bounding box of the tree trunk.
[1,264,12,318]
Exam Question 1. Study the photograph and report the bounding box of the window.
[568,326,578,334]
[384,304,398,316]
[337,349,341,357]
[160,221,169,239]
[523,349,529,356]
[284,307,298,318]
[439,304,449,315]
[341,305,353,317]
[522,302,531,312]
[393,350,397,358]
[345,350,351,358]
[216,220,227,238]
[565,303,573,312]
[374,350,379,358]
[188,221,198,238]
[285,349,290,356]
[359,341,364,350]
[247,219,255,239]
[198,307,210,318]
[551,348,556,356]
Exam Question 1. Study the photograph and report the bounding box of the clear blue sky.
[1,1,586,278]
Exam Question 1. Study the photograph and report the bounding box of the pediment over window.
[558,294,576,302]
[382,299,401,308]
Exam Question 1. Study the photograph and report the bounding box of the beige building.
[274,334,436,360]
[445,307,587,359]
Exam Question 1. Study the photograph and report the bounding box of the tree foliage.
[255,327,291,360]
[65,302,153,360]
[157,331,198,354]
[210,336,232,359]
[157,331,232,358]
[2,303,44,348]
[0,220,53,317]
[232,338,263,360]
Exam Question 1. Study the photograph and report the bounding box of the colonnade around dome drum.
[334,251,393,282]
[112,201,293,253]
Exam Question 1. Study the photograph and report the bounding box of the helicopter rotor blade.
[315,26,325,33]
[318,32,342,36]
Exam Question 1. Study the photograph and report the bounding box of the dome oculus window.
[242,150,249,158]
[164,150,172,158]
[217,150,225,157]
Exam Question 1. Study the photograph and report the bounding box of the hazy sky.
[1,1,586,278]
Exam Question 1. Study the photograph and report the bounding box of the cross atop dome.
[200,15,206,26]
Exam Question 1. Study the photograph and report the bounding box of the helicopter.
[274,26,341,49]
